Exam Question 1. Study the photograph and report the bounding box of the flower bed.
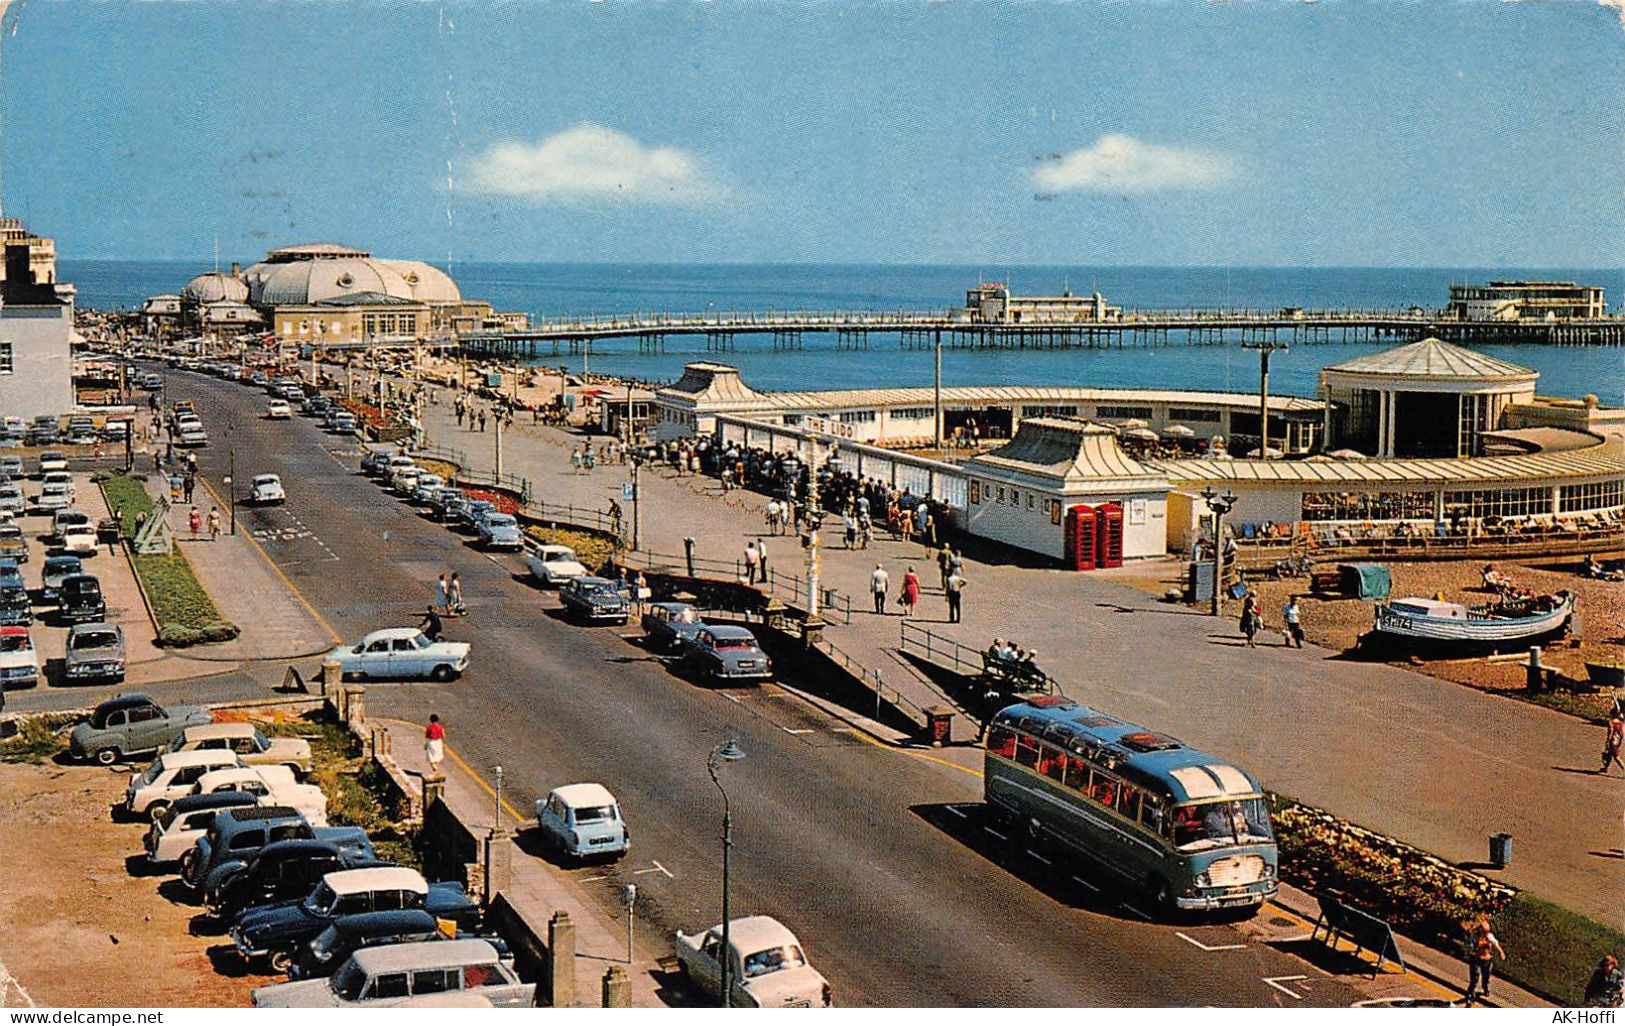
[521,524,616,575]
[461,486,521,517]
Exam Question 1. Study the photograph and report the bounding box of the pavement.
[380,717,669,1008]
[419,394,1622,929]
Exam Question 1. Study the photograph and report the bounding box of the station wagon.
[144,791,261,867]
[185,805,368,896]
[167,722,312,776]
[253,939,529,1007]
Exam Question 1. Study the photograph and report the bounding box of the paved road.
[99,365,1392,1008]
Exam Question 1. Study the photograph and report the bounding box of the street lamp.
[707,739,746,1008]
[1199,486,1237,616]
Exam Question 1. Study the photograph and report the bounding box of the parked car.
[206,837,383,925]
[177,424,209,447]
[167,722,313,776]
[438,493,473,525]
[290,909,448,980]
[674,916,832,1008]
[0,625,40,688]
[143,790,261,868]
[0,483,24,516]
[328,412,357,435]
[254,939,529,1007]
[525,544,588,587]
[251,473,287,504]
[33,481,73,513]
[125,749,245,821]
[68,694,212,765]
[266,399,293,420]
[57,572,107,623]
[40,469,75,499]
[389,466,423,495]
[37,450,68,475]
[40,554,81,600]
[184,805,368,895]
[450,498,495,531]
[51,507,92,541]
[100,420,129,442]
[233,867,480,972]
[0,522,27,562]
[474,512,522,550]
[304,395,332,417]
[0,579,31,626]
[534,783,629,861]
[359,448,397,477]
[560,577,629,625]
[410,475,445,505]
[60,520,100,556]
[64,622,126,684]
[327,628,470,682]
[680,625,773,685]
[191,765,329,826]
[641,601,707,651]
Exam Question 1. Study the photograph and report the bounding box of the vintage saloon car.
[206,838,384,925]
[680,625,773,685]
[326,628,471,682]
[290,909,447,980]
[250,474,287,505]
[233,867,479,972]
[40,554,81,600]
[144,790,261,867]
[71,694,212,764]
[524,544,588,587]
[641,601,707,652]
[253,939,529,1008]
[190,765,330,826]
[559,576,630,626]
[57,573,107,623]
[534,783,630,861]
[674,915,832,1008]
[125,749,244,820]
[185,805,369,897]
[473,512,523,551]
[167,722,313,776]
[64,622,126,684]
[0,625,40,688]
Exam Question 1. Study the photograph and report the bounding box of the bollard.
[601,966,631,1008]
[320,658,341,698]
[483,828,512,907]
[1525,646,1544,693]
[422,776,446,810]
[547,911,577,1008]
[1489,832,1513,868]
[684,536,696,578]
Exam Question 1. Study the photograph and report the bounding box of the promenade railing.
[765,567,853,625]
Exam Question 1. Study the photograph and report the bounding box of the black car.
[289,909,446,979]
[560,576,630,625]
[0,583,31,626]
[207,838,384,922]
[58,573,106,623]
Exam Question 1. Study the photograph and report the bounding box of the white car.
[390,466,423,494]
[525,544,588,587]
[534,783,629,861]
[0,625,40,687]
[37,450,68,475]
[191,765,329,826]
[266,399,292,420]
[60,521,100,555]
[126,749,245,821]
[144,792,260,867]
[167,721,312,776]
[327,628,470,682]
[674,916,832,1008]
[33,481,73,512]
[250,473,286,504]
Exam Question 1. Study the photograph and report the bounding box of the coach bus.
[984,695,1278,914]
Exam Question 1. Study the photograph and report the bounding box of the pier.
[457,305,1625,358]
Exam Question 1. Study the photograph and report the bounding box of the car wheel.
[147,800,171,824]
[94,746,120,766]
[179,848,200,883]
[429,664,455,683]
[267,947,295,975]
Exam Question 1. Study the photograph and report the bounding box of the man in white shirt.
[870,563,890,615]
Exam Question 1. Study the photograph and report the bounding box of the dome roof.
[249,257,461,307]
[1323,338,1537,383]
[181,272,248,305]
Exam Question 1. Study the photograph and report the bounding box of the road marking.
[1263,975,1308,1000]
[781,727,815,735]
[983,826,1008,841]
[1120,903,1153,921]
[1070,875,1100,893]
[1176,931,1247,952]
[944,805,969,819]
[1027,850,1052,866]
[580,874,608,882]
[650,860,674,878]
[722,693,741,704]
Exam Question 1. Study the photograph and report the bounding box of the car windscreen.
[713,637,756,650]
[571,805,614,823]
[486,515,516,528]
[742,944,806,978]
[1170,798,1274,851]
[0,634,30,652]
[71,630,119,651]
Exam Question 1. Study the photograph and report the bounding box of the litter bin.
[1489,832,1513,868]
[924,706,953,748]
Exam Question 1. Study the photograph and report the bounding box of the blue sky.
[3,1,1620,266]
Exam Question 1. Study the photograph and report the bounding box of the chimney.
[231,262,240,277]
[5,243,30,286]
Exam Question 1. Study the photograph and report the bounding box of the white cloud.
[1601,0,1625,27]
[1031,134,1240,195]
[464,124,723,205]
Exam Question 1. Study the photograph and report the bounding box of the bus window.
[1114,784,1141,821]
[1171,799,1274,850]
[986,726,1017,759]
[1140,798,1166,835]
[1090,776,1117,808]
[1039,745,1065,781]
[1063,755,1090,792]
[1015,735,1041,768]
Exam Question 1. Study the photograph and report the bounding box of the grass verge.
[1491,892,1624,1006]
[100,474,240,647]
[0,713,75,763]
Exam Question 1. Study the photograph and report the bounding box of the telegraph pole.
[1242,340,1287,457]
[933,329,943,449]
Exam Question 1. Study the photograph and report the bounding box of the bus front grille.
[1207,854,1265,886]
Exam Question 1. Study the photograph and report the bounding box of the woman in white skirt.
[424,714,445,775]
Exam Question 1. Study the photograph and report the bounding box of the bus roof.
[992,697,1263,803]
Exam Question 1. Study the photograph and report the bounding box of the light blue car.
[534,783,629,861]
[474,512,523,551]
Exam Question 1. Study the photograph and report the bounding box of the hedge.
[99,474,239,647]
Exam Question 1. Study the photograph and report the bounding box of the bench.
[979,654,1055,696]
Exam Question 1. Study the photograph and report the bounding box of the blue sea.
[61,260,1625,403]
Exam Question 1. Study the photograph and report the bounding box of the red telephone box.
[1064,504,1097,571]
[1094,502,1124,568]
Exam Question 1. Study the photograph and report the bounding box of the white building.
[963,419,1168,563]
[0,219,73,421]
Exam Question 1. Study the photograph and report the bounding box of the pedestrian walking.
[899,566,921,618]
[756,539,769,580]
[937,544,952,591]
[1584,954,1623,1008]
[478,410,487,433]
[1460,915,1506,1006]
[449,572,465,615]
[765,499,782,535]
[583,447,595,472]
[859,513,873,550]
[922,510,938,549]
[1282,596,1304,648]
[188,506,202,539]
[207,506,221,540]
[1239,593,1262,648]
[946,568,966,623]
[455,404,465,427]
[436,573,451,615]
[843,513,857,549]
[1601,710,1625,776]
[744,540,761,584]
[423,714,446,777]
[183,473,195,504]
[571,448,583,474]
[870,563,890,614]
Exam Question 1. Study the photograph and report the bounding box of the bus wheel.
[1148,876,1175,919]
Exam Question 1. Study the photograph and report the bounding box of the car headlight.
[1194,871,1212,888]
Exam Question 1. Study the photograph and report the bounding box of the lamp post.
[493,764,504,831]
[802,435,824,622]
[707,739,745,1008]
[1199,486,1237,616]
[629,454,642,551]
[1241,340,1287,458]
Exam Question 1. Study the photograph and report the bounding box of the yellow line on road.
[443,739,531,824]
[194,473,343,644]
[840,723,984,778]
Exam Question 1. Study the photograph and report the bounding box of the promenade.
[416,399,1619,927]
